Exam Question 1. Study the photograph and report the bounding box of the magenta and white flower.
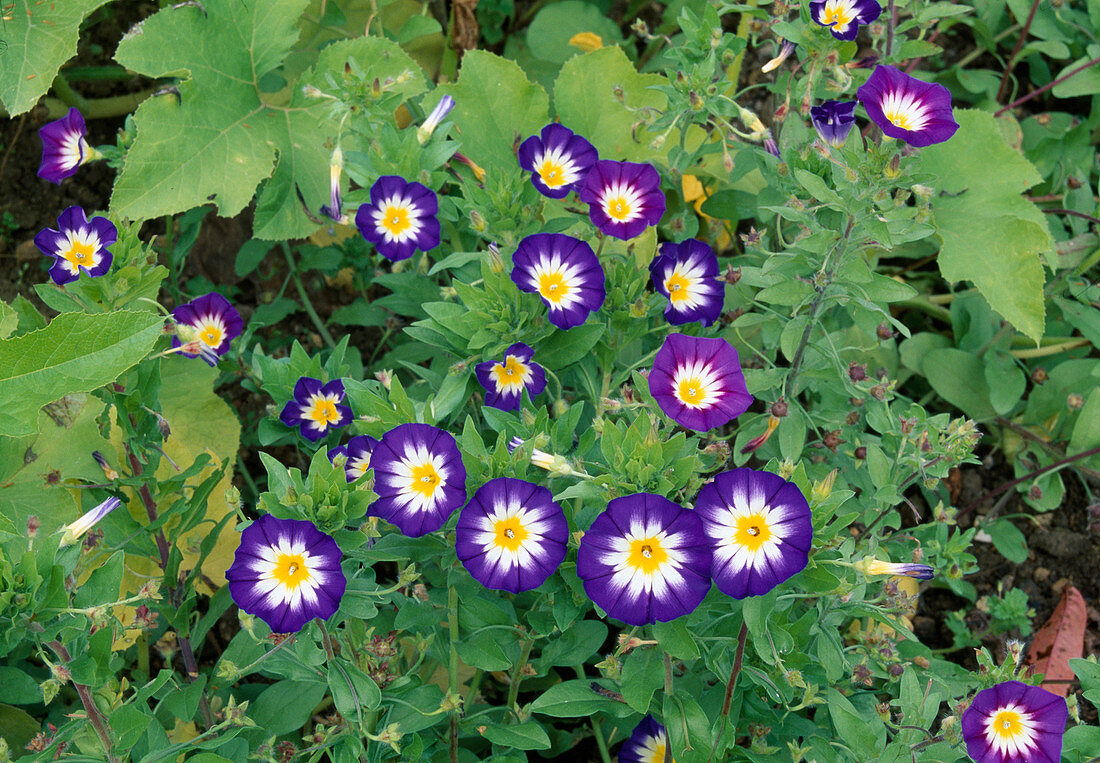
[810,0,881,41]
[810,100,858,147]
[962,681,1067,763]
[34,207,116,285]
[38,108,93,184]
[279,378,353,442]
[511,233,606,330]
[578,160,666,240]
[857,65,959,148]
[648,333,753,432]
[172,293,244,366]
[619,716,671,763]
[517,123,598,199]
[475,343,547,411]
[354,176,441,261]
[328,435,378,483]
[649,239,724,326]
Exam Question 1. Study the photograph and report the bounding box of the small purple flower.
[456,477,568,593]
[320,147,346,223]
[369,423,467,537]
[857,65,959,148]
[279,378,353,442]
[961,680,1067,763]
[810,0,882,41]
[34,207,116,285]
[418,95,455,145]
[475,343,547,411]
[578,160,666,240]
[810,100,858,147]
[59,496,121,547]
[649,239,724,326]
[858,558,935,580]
[328,435,378,483]
[517,124,598,199]
[171,293,244,366]
[354,176,441,261]
[225,514,346,634]
[648,333,753,432]
[576,493,711,626]
[38,108,91,184]
[619,716,670,763]
[511,233,606,330]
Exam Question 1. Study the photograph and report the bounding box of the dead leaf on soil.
[1025,584,1087,697]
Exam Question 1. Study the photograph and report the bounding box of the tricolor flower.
[59,496,121,547]
[517,123,598,199]
[38,108,94,184]
[328,435,378,482]
[695,468,812,599]
[475,343,547,411]
[576,493,711,626]
[961,681,1067,763]
[369,423,467,537]
[34,206,116,285]
[579,160,666,240]
[171,293,243,366]
[279,378,353,442]
[417,95,455,145]
[620,716,671,763]
[355,176,441,261]
[809,0,882,41]
[857,65,959,148]
[511,233,606,330]
[855,557,934,580]
[649,239,724,326]
[225,514,346,634]
[648,333,753,432]
[456,477,568,593]
[810,100,858,147]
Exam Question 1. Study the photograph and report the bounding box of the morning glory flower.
[576,493,711,626]
[328,435,378,483]
[695,468,812,599]
[810,100,858,147]
[620,716,671,763]
[809,0,882,41]
[59,496,121,547]
[34,206,116,285]
[962,681,1067,763]
[369,423,467,537]
[38,108,94,184]
[855,557,935,579]
[455,477,568,593]
[171,293,244,366]
[511,233,606,330]
[279,378,353,442]
[417,95,455,145]
[354,176,441,261]
[579,160,666,240]
[517,123,598,199]
[320,146,347,223]
[857,65,959,148]
[225,514,346,634]
[475,343,547,411]
[649,239,724,326]
[648,333,753,432]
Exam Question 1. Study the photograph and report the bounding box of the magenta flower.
[511,233,606,330]
[172,293,243,366]
[354,176,441,261]
[810,100,858,147]
[328,435,378,483]
[649,239,724,326]
[961,681,1067,763]
[857,65,959,148]
[34,207,116,285]
[279,378,353,442]
[619,716,671,763]
[810,0,881,41]
[517,123,598,199]
[475,342,547,411]
[578,160,666,240]
[648,333,753,432]
[38,108,92,184]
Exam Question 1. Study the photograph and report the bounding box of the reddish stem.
[960,445,1100,517]
[996,0,1042,102]
[995,55,1100,117]
[46,641,119,763]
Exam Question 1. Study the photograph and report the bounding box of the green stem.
[12,91,153,121]
[1011,338,1089,359]
[282,243,337,349]
[506,635,536,715]
[448,581,461,763]
[51,72,90,113]
[897,297,952,323]
[464,669,484,708]
[590,718,613,763]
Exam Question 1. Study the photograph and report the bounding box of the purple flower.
[320,147,346,223]
[328,435,378,483]
[578,160,666,240]
[695,468,812,599]
[648,333,753,432]
[369,423,467,537]
[962,680,1067,763]
[649,239,724,326]
[517,123,598,199]
[576,493,711,626]
[38,108,91,184]
[475,343,547,411]
[858,558,935,580]
[619,716,670,763]
[354,176,441,261]
[857,65,959,148]
[511,233,606,330]
[33,207,116,286]
[418,95,455,145]
[810,0,882,41]
[171,293,243,366]
[279,378,353,442]
[59,496,121,547]
[456,477,568,593]
[225,514,346,634]
[810,100,858,147]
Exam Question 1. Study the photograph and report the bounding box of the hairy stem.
[282,243,337,349]
[46,641,119,763]
[707,620,749,763]
[506,635,536,716]
[996,55,1100,117]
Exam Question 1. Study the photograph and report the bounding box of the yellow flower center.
[308,397,340,426]
[605,195,633,221]
[381,204,410,235]
[493,516,528,552]
[822,3,854,28]
[537,270,570,303]
[627,536,668,574]
[734,513,772,552]
[200,325,223,347]
[409,462,441,498]
[676,376,708,406]
[651,742,672,763]
[64,240,96,267]
[884,106,915,130]
[271,552,310,589]
[491,356,528,392]
[537,159,567,188]
[665,272,692,304]
[991,709,1023,741]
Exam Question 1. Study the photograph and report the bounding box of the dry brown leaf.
[1025,584,1087,697]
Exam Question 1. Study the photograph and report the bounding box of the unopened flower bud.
[854,446,867,460]
[469,209,486,232]
[1031,367,1048,384]
[876,322,895,340]
[374,369,393,389]
[1029,485,1042,501]
[1067,393,1084,409]
[848,362,867,382]
[723,264,742,284]
[225,485,241,513]
[26,515,40,539]
[811,470,837,503]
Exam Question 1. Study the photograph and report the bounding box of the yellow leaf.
[568,32,603,53]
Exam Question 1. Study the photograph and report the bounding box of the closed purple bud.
[810,100,858,147]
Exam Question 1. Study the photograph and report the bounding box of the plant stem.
[590,718,613,763]
[885,0,896,58]
[664,652,675,763]
[45,641,120,763]
[1041,207,1100,225]
[448,582,460,763]
[506,635,536,715]
[996,55,1100,117]
[1010,338,1089,359]
[996,0,1043,102]
[959,445,1100,518]
[50,72,90,113]
[282,243,337,349]
[707,621,749,763]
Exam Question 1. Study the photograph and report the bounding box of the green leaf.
[75,551,124,608]
[482,720,552,750]
[0,667,43,705]
[620,647,663,713]
[921,348,996,420]
[984,519,1028,564]
[0,703,39,754]
[526,2,623,63]
[455,636,512,671]
[0,310,163,437]
[0,301,16,340]
[651,618,699,660]
[984,351,1025,415]
[536,322,605,369]
[1052,49,1100,98]
[249,679,328,736]
[530,679,632,717]
[793,168,843,206]
[1069,388,1100,471]
[825,688,884,759]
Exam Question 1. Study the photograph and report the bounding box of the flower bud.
[1031,367,1048,384]
[1068,393,1084,409]
[848,362,867,382]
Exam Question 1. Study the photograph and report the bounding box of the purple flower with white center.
[59,496,121,547]
[328,435,378,483]
[171,293,243,366]
[417,95,455,145]
[279,378,353,442]
[225,514,346,634]
[511,233,606,330]
[649,239,724,326]
[857,65,959,148]
[354,176,441,261]
[456,477,568,593]
[517,124,598,199]
[34,206,116,286]
[962,681,1067,763]
[576,493,711,626]
[619,716,671,763]
[810,100,858,147]
[809,0,881,41]
[38,108,92,184]
[369,423,467,537]
[475,343,547,411]
[648,333,753,432]
[695,468,812,599]
[579,160,666,240]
